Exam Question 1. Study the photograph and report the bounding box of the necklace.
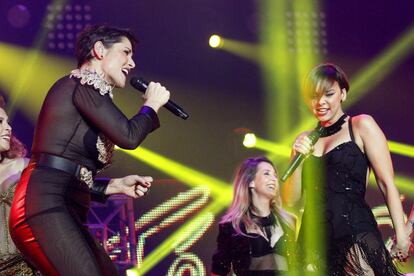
[250,211,276,227]
[318,113,348,137]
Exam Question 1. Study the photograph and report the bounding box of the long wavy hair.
[0,96,27,162]
[221,157,294,236]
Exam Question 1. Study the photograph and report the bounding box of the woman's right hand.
[143,82,170,112]
[292,131,314,156]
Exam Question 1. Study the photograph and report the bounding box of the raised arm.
[73,82,169,149]
[281,131,312,207]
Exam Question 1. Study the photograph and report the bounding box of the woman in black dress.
[211,157,296,275]
[282,63,410,275]
[9,25,170,275]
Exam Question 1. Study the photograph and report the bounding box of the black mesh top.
[247,213,291,273]
[31,75,159,172]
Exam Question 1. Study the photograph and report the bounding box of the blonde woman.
[211,157,296,276]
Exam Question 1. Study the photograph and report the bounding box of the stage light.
[369,174,414,196]
[45,2,92,53]
[7,5,31,29]
[258,0,322,143]
[0,42,74,119]
[116,146,231,199]
[116,146,234,273]
[349,23,414,106]
[126,270,138,276]
[243,133,257,148]
[388,141,414,158]
[241,134,291,158]
[209,35,222,48]
[286,10,327,55]
[132,199,226,275]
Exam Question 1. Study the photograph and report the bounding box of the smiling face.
[311,80,346,125]
[100,36,135,88]
[0,108,11,153]
[303,63,350,125]
[251,161,279,201]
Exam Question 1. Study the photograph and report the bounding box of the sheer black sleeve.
[89,178,110,203]
[73,84,160,149]
[211,223,233,276]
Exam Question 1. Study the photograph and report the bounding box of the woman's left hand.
[106,175,152,198]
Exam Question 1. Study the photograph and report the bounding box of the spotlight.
[45,2,93,53]
[209,35,223,48]
[7,5,31,29]
[243,133,257,148]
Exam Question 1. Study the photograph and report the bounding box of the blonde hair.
[221,157,295,235]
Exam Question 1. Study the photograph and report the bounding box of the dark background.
[1,0,413,274]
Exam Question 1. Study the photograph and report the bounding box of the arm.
[281,131,312,207]
[73,85,160,149]
[90,175,152,203]
[356,115,410,255]
[211,223,233,276]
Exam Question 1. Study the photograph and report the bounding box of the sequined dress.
[0,157,37,276]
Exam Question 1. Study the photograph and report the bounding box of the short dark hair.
[76,25,137,67]
[303,63,350,100]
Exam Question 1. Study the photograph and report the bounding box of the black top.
[297,118,400,275]
[32,75,159,172]
[211,213,296,276]
[300,118,374,242]
[249,213,287,258]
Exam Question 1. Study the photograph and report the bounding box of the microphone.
[130,76,189,120]
[280,125,324,182]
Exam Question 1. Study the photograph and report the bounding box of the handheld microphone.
[130,77,189,120]
[280,125,324,182]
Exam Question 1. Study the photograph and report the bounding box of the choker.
[318,113,348,137]
[250,211,275,227]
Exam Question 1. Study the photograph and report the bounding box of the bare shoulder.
[352,114,378,131]
[352,114,384,142]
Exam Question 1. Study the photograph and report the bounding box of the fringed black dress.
[298,117,400,275]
